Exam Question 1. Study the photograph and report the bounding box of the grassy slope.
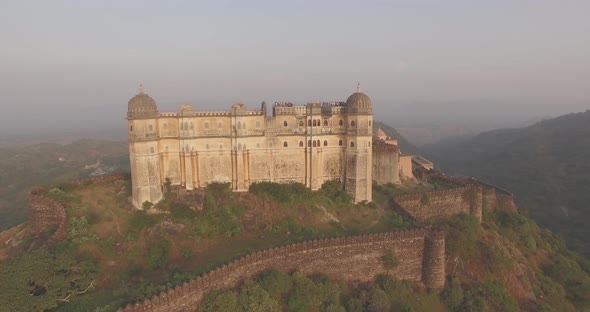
[423,110,590,256]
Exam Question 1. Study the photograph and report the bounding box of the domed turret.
[127,85,158,118]
[345,83,372,114]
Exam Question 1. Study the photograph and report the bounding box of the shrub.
[442,277,464,311]
[320,180,352,205]
[256,270,292,300]
[200,290,239,312]
[145,236,170,269]
[480,282,519,312]
[382,250,400,273]
[126,211,158,234]
[142,201,153,210]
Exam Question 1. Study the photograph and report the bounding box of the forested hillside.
[423,110,590,255]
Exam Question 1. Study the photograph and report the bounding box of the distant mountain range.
[423,110,590,255]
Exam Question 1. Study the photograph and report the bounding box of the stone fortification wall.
[394,186,483,223]
[406,170,517,215]
[28,174,127,240]
[118,229,445,312]
[28,188,67,240]
[372,140,400,185]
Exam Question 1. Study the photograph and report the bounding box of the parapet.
[116,228,444,312]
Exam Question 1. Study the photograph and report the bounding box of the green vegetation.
[424,110,590,255]
[2,167,590,311]
[0,246,98,311]
[200,270,444,312]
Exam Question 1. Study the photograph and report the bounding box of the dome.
[127,85,158,118]
[345,83,372,114]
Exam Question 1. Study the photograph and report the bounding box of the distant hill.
[373,121,421,156]
[0,139,129,230]
[423,110,590,255]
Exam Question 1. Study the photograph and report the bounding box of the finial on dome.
[357,82,361,93]
[139,84,144,94]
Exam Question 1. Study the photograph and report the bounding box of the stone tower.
[344,84,373,202]
[127,86,163,208]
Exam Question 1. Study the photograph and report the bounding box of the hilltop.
[423,110,590,255]
[1,172,589,311]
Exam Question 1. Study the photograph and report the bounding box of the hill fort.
[126,84,422,208]
[22,85,517,312]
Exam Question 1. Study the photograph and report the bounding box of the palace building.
[127,84,390,208]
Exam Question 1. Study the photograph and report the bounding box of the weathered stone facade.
[117,229,445,312]
[372,139,401,185]
[394,186,483,223]
[127,85,376,208]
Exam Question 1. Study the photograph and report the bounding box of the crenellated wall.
[28,188,67,240]
[117,229,445,312]
[394,186,483,223]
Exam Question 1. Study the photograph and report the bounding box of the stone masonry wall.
[394,186,483,223]
[117,229,445,312]
[28,188,67,240]
[372,141,400,185]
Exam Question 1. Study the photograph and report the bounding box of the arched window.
[351,120,356,127]
[237,121,241,129]
[323,120,328,126]
[283,141,288,147]
[149,125,153,132]
[283,120,288,127]
[299,141,303,147]
[368,141,371,147]
[204,121,209,129]
[339,140,343,146]
[312,120,317,127]
[299,120,304,127]
[183,122,188,130]
[190,122,194,130]
[316,140,320,146]
[312,141,317,147]
[339,120,343,126]
[369,120,372,126]
[308,140,311,147]
[238,143,242,150]
[308,120,312,127]
[350,141,355,147]
[316,119,320,126]
[323,140,328,146]
[130,125,133,132]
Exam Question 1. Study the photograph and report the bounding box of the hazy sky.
[1,0,589,134]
